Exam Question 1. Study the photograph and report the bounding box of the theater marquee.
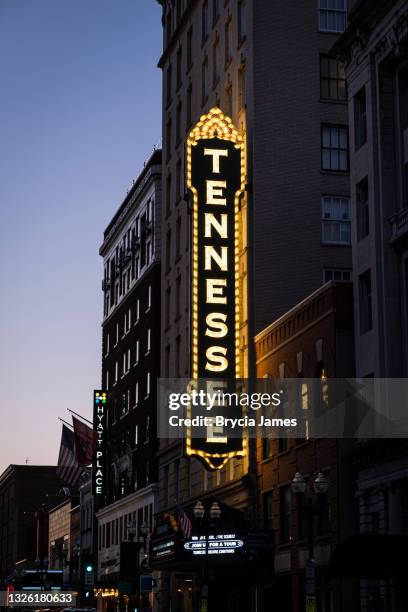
[186,107,247,470]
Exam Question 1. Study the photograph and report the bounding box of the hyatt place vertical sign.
[186,107,246,469]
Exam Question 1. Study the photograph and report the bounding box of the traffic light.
[84,563,94,587]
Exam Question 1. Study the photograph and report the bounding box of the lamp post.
[193,500,221,612]
[35,556,49,591]
[291,471,329,612]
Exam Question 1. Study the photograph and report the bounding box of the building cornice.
[100,162,161,257]
[96,483,159,520]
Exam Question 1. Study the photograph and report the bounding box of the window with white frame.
[147,285,152,310]
[135,424,138,446]
[323,268,351,283]
[318,0,347,33]
[105,333,110,356]
[321,125,349,172]
[135,340,140,364]
[135,381,139,406]
[106,370,110,390]
[136,299,140,322]
[146,371,151,397]
[146,329,151,354]
[321,196,351,245]
[115,361,118,383]
[145,415,150,442]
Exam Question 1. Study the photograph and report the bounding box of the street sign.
[247,529,274,550]
[306,595,317,612]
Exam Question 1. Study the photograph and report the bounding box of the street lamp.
[193,500,222,612]
[291,471,330,612]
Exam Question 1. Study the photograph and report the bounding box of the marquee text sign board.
[92,390,108,497]
[186,108,246,470]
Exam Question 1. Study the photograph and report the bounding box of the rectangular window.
[176,275,181,318]
[318,0,347,33]
[354,87,367,150]
[320,55,346,101]
[115,361,118,383]
[166,229,171,271]
[359,270,373,333]
[166,173,172,216]
[146,371,151,396]
[323,268,351,283]
[321,125,349,171]
[356,177,369,240]
[147,285,152,310]
[136,298,140,322]
[176,160,181,201]
[238,0,246,42]
[212,38,220,86]
[187,26,193,69]
[202,57,209,103]
[225,18,232,65]
[263,491,273,530]
[176,46,182,89]
[175,335,181,377]
[176,102,182,145]
[135,381,139,406]
[262,436,273,459]
[202,0,209,42]
[166,117,172,160]
[212,0,219,23]
[166,64,172,105]
[280,486,291,544]
[106,369,109,390]
[105,333,110,355]
[146,415,150,442]
[165,287,171,327]
[176,216,181,259]
[186,84,192,129]
[165,344,170,377]
[225,81,232,117]
[321,195,351,245]
[146,328,151,353]
[238,63,246,110]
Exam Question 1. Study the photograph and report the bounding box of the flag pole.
[67,408,93,426]
[58,417,74,429]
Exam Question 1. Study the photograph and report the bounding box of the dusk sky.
[0,0,162,474]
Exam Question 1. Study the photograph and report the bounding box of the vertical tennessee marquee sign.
[186,107,246,470]
[92,390,108,497]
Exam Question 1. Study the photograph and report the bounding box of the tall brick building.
[152,1,351,609]
[332,2,408,611]
[97,150,161,594]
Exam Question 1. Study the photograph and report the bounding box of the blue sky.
[0,0,162,473]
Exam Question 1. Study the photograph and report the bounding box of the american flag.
[175,503,192,539]
[72,416,97,466]
[56,425,82,486]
